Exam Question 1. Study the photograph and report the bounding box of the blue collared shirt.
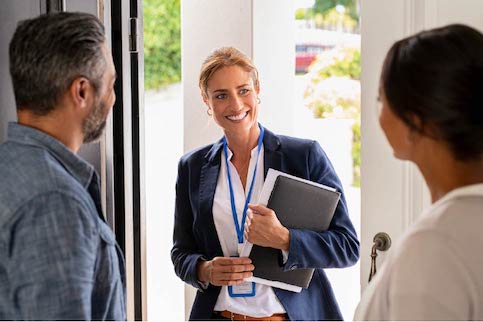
[0,123,126,320]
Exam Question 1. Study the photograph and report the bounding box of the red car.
[295,43,333,73]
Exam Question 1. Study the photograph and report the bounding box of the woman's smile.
[226,111,249,122]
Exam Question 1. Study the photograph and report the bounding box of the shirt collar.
[424,182,483,216]
[7,122,95,188]
[225,144,262,161]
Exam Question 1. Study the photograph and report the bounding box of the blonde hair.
[199,46,259,97]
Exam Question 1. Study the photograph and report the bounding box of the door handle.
[368,232,391,282]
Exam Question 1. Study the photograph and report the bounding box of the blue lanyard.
[223,124,264,244]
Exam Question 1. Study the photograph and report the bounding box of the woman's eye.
[239,89,249,95]
[215,93,227,100]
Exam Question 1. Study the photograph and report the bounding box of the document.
[240,169,340,292]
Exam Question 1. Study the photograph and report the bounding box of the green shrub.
[314,9,357,31]
[313,46,360,80]
[304,47,361,118]
[144,0,181,90]
[295,8,312,20]
[313,0,359,21]
[304,76,360,119]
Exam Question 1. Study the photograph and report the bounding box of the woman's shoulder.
[388,197,483,278]
[264,129,331,169]
[278,134,315,146]
[267,129,319,152]
[178,140,223,166]
[415,193,483,236]
[179,144,211,163]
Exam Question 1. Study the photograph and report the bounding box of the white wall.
[435,0,483,27]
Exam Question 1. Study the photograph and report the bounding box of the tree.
[144,0,181,90]
[313,0,359,21]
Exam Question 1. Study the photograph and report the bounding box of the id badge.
[228,252,256,297]
[228,281,256,297]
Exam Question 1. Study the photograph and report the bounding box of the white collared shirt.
[355,183,483,320]
[212,144,286,317]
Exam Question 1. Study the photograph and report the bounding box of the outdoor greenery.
[312,46,360,80]
[295,8,308,20]
[313,0,359,21]
[304,46,360,117]
[315,8,357,32]
[304,76,360,119]
[144,0,181,90]
[295,0,359,32]
[304,46,361,186]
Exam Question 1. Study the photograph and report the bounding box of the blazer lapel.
[262,127,283,177]
[199,139,224,257]
[197,127,282,258]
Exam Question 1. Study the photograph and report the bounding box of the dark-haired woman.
[355,24,483,320]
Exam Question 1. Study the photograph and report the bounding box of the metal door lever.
[368,232,391,282]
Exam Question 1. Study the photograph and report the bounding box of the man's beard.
[82,97,108,144]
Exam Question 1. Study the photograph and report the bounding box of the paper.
[239,169,279,258]
[245,276,302,293]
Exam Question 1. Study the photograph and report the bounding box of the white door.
[360,0,483,292]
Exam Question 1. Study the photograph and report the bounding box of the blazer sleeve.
[170,158,206,290]
[283,141,360,270]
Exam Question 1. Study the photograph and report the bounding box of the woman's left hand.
[244,204,290,251]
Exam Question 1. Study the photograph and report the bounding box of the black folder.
[250,175,341,288]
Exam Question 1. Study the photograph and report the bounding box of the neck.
[224,124,260,161]
[17,109,83,153]
[416,156,483,203]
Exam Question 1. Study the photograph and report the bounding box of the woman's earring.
[257,97,261,104]
[206,108,213,116]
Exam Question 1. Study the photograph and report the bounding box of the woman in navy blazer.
[171,47,359,321]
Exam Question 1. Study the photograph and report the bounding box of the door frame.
[110,0,146,319]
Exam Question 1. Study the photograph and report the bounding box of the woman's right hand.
[197,257,254,286]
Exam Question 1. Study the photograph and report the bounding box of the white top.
[355,183,483,321]
[212,144,286,317]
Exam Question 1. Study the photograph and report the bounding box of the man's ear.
[69,77,92,110]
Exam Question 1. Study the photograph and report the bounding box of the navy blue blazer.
[171,127,360,321]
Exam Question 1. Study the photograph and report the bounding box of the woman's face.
[378,90,415,161]
[203,65,259,136]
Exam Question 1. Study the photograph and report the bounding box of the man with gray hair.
[0,12,125,320]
